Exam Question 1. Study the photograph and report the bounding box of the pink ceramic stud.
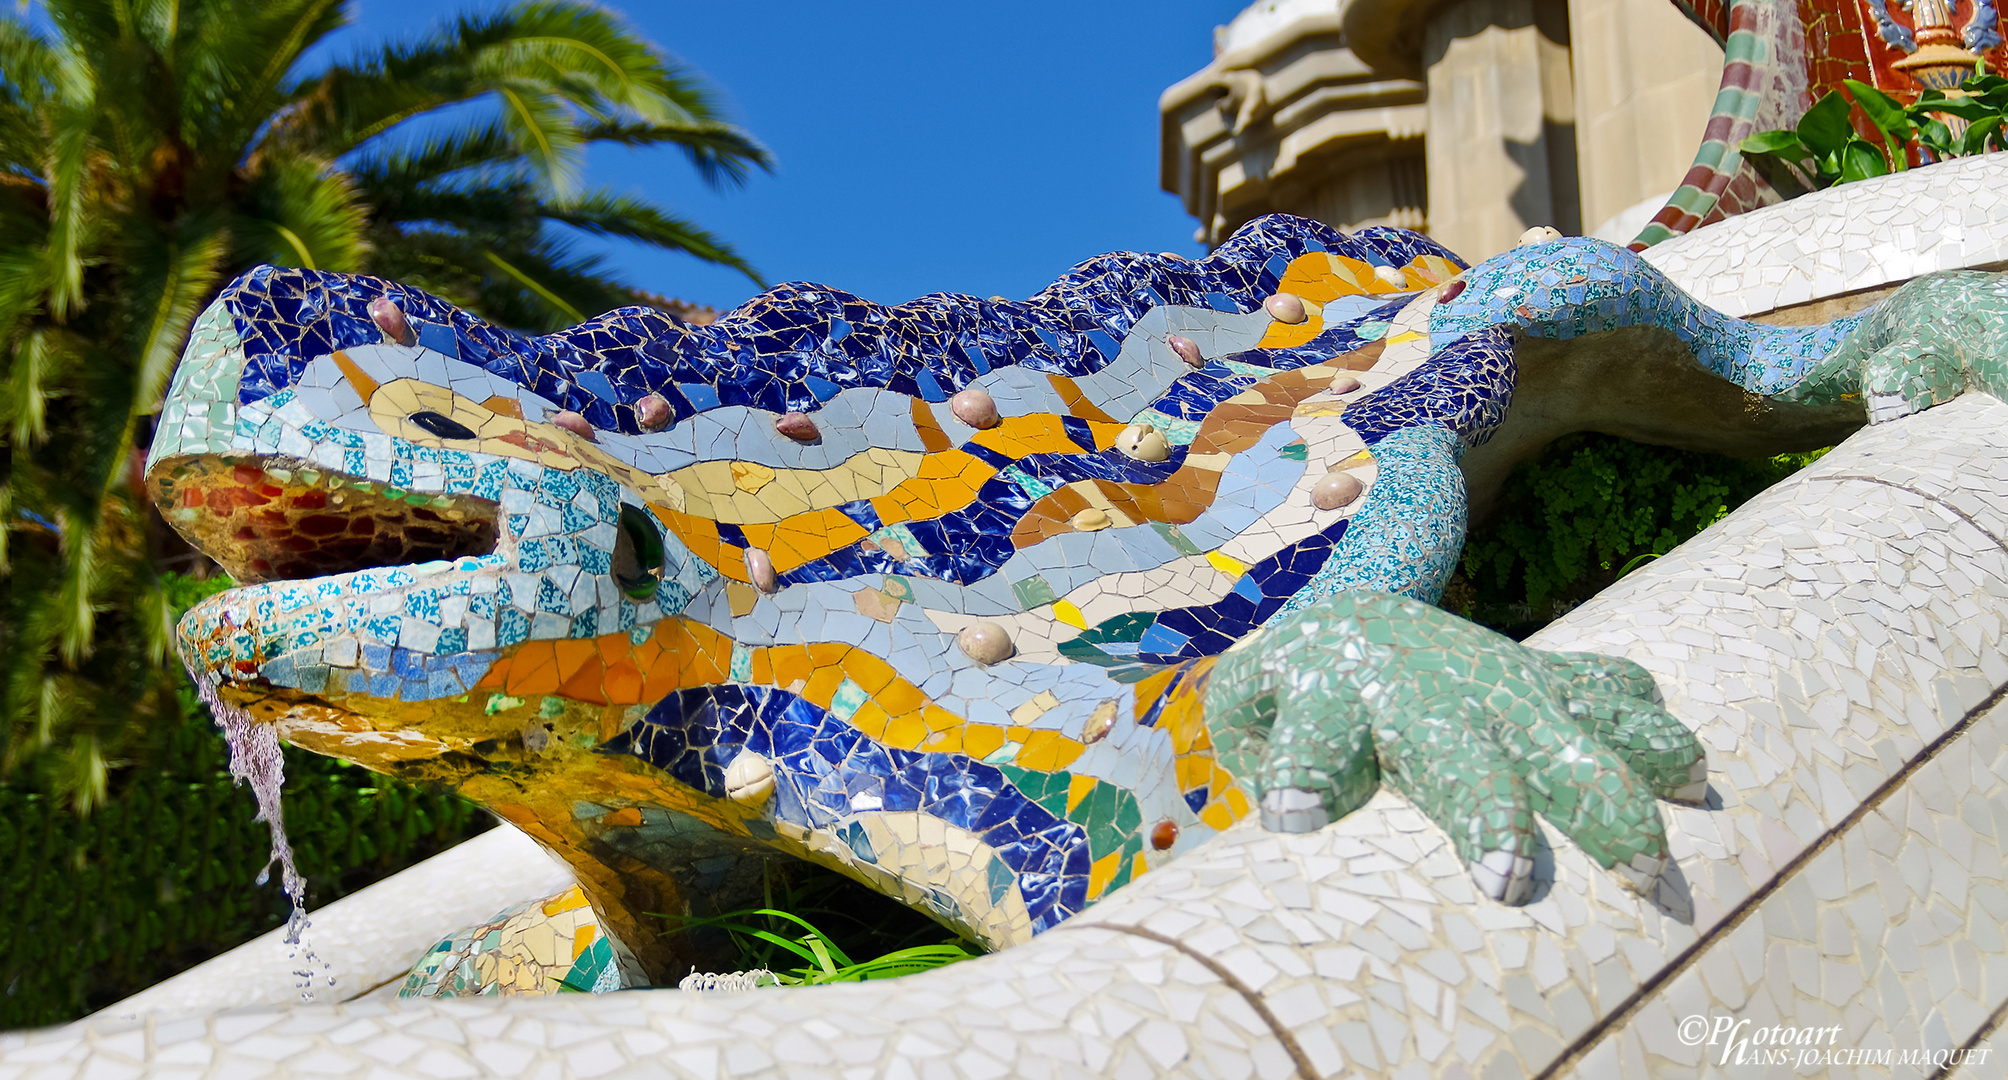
[369,296,414,346]
[775,412,819,442]
[550,410,595,440]
[1312,472,1364,511]
[949,387,1001,429]
[1263,293,1308,324]
[635,393,673,432]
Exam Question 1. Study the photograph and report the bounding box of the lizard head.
[145,268,782,963]
[149,266,714,705]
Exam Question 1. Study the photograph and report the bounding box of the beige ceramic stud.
[1166,334,1202,367]
[775,412,819,441]
[1519,225,1563,245]
[369,296,415,346]
[744,548,778,593]
[1114,423,1170,462]
[1312,472,1364,511]
[635,393,673,432]
[1081,701,1119,744]
[550,411,595,440]
[1262,293,1307,324]
[949,387,1000,429]
[957,622,1014,665]
[723,752,776,806]
[1331,374,1362,394]
[1373,265,1408,289]
[1071,507,1112,532]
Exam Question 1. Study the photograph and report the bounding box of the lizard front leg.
[1204,591,1706,904]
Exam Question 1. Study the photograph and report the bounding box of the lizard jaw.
[149,452,500,585]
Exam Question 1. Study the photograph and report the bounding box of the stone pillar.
[1422,0,1580,261]
[1567,0,1725,237]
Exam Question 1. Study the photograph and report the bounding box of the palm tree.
[0,0,771,808]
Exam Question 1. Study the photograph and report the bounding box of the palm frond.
[346,122,529,190]
[234,157,370,273]
[40,86,96,318]
[545,187,762,284]
[276,1,768,191]
[5,325,60,444]
[123,227,230,418]
[575,118,770,188]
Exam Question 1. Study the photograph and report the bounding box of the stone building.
[1160,0,1727,260]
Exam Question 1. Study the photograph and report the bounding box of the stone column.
[1567,0,1725,237]
[1422,0,1580,261]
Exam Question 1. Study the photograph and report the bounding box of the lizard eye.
[612,505,665,601]
[408,410,477,440]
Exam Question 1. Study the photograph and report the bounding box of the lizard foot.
[1204,592,1707,905]
[1780,270,2008,421]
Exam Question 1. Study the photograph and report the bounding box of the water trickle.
[195,677,308,944]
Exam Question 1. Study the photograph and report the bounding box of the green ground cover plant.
[1447,436,1824,638]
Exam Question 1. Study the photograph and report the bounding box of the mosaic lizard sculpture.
[146,214,2008,994]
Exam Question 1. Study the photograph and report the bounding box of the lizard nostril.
[408,410,477,440]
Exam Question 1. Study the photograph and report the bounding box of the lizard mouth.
[149,453,500,585]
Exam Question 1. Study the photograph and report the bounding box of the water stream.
[196,675,332,998]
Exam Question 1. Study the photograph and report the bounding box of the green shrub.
[1447,435,1824,638]
[0,681,490,1029]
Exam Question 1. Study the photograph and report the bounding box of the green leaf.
[1737,129,1818,196]
[1837,137,1890,183]
[1915,117,1956,158]
[1908,96,1997,122]
[1842,79,1911,169]
[1796,90,1857,156]
[1960,116,2005,157]
[1739,129,1808,156]
[1962,73,2008,103]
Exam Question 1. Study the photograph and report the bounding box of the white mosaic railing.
[99,824,576,1018]
[1639,154,2008,318]
[8,391,2008,1078]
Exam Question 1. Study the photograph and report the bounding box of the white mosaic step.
[12,393,2008,1077]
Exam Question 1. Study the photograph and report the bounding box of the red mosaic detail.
[149,455,499,583]
[1814,0,2008,100]
[1801,0,1878,97]
[1671,0,1734,42]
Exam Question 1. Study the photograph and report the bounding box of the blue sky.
[339,1,1241,311]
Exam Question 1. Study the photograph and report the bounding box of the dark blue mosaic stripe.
[1341,326,1517,449]
[1126,515,1353,664]
[601,684,1093,933]
[219,216,1463,431]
